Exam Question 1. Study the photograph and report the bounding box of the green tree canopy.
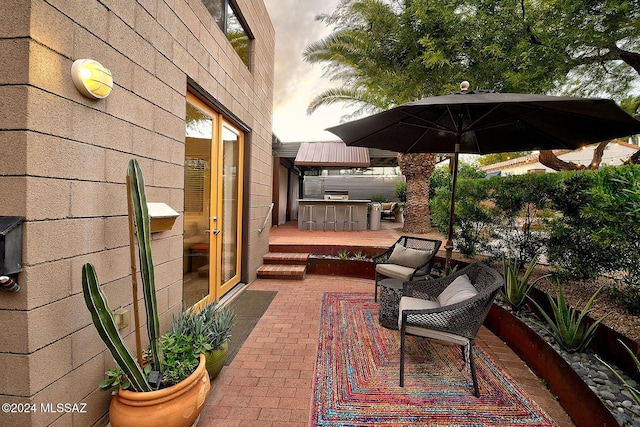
[303,0,640,229]
[477,152,533,167]
[306,0,640,111]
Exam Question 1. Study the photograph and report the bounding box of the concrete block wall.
[0,0,274,425]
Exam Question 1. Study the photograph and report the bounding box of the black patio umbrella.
[327,83,640,272]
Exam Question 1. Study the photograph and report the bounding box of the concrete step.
[263,252,310,265]
[257,264,306,280]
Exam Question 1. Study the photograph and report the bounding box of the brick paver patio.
[201,276,573,426]
[200,222,574,426]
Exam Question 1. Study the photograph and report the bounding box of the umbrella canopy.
[327,90,640,154]
[327,86,640,272]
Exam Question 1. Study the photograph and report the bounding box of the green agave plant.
[209,306,236,350]
[171,301,236,351]
[528,281,609,353]
[501,255,550,312]
[596,340,640,412]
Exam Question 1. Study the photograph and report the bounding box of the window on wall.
[202,0,252,68]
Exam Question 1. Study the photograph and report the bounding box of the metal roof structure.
[273,140,401,169]
[294,142,369,167]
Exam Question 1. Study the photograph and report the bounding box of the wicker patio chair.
[372,236,441,302]
[398,262,503,397]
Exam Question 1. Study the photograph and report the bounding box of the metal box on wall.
[0,216,25,276]
[147,203,180,233]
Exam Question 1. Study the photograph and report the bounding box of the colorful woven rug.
[311,292,556,426]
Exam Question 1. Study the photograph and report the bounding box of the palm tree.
[303,0,461,232]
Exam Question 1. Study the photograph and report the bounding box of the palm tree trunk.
[398,153,437,233]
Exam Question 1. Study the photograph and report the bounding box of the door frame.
[185,91,245,304]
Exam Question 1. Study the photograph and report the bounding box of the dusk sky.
[263,0,356,142]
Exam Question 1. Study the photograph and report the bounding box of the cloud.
[264,0,356,142]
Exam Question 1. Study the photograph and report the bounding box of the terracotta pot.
[205,341,228,379]
[109,354,210,427]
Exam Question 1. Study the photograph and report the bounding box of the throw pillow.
[437,274,478,306]
[387,245,431,269]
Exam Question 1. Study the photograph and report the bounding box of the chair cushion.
[404,325,470,346]
[399,296,441,311]
[376,263,425,281]
[398,296,469,345]
[387,245,431,269]
[437,274,478,307]
[398,296,440,331]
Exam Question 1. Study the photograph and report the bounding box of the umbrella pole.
[445,143,460,275]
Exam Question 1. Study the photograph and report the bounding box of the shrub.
[395,181,406,203]
[429,178,494,257]
[429,185,452,232]
[429,163,640,314]
[547,171,612,280]
[429,166,450,200]
[454,179,493,257]
[489,174,556,264]
[584,165,640,314]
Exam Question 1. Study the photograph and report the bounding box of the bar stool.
[343,205,359,231]
[323,205,338,231]
[301,205,316,230]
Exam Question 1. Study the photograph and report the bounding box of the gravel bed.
[502,302,640,426]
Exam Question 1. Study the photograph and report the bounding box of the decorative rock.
[506,303,638,427]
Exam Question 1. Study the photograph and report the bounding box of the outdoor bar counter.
[297,199,370,231]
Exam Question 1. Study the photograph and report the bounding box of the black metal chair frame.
[372,236,442,302]
[399,262,503,397]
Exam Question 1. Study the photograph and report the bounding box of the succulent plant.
[528,281,609,353]
[501,254,549,312]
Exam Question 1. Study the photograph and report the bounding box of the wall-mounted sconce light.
[71,59,113,99]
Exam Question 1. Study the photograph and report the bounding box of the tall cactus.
[82,263,152,392]
[81,158,164,392]
[127,159,162,372]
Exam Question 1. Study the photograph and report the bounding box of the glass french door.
[183,92,244,306]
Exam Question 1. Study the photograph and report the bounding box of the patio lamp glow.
[71,59,113,99]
